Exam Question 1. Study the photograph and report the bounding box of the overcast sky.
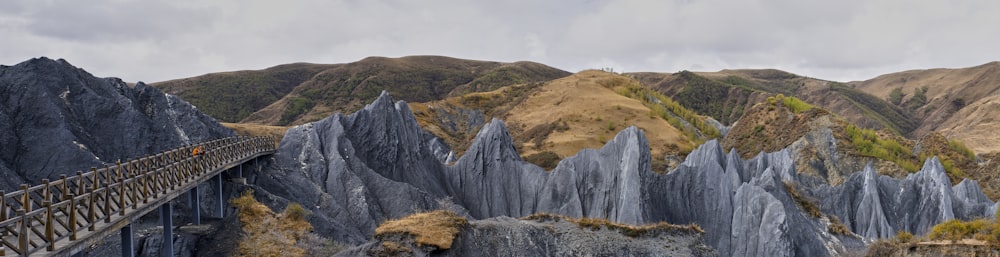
[2,0,998,83]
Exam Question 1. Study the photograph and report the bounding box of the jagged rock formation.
[335,215,717,257]
[813,158,997,238]
[255,92,996,256]
[0,57,233,191]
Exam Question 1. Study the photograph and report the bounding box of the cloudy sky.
[2,0,998,83]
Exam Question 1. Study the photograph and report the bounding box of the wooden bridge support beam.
[160,203,174,257]
[121,223,134,257]
[188,186,201,225]
[214,174,224,218]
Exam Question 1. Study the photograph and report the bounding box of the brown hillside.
[153,56,570,126]
[852,62,1000,154]
[412,70,710,171]
[244,56,570,125]
[632,69,917,139]
[723,95,978,188]
[153,63,336,122]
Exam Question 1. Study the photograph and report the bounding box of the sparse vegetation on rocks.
[521,213,704,238]
[374,210,468,249]
[230,189,343,257]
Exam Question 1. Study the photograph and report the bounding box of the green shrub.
[949,139,976,159]
[888,87,905,105]
[284,203,310,222]
[928,219,994,242]
[613,81,721,142]
[844,124,919,172]
[780,95,813,113]
[894,231,913,244]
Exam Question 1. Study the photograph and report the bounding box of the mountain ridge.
[152,55,571,125]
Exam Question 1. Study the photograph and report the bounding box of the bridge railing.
[0,136,275,256]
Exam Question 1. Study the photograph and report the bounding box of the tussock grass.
[230,189,326,257]
[374,210,468,250]
[784,182,822,218]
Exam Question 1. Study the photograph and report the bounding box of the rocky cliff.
[255,92,995,256]
[812,159,996,238]
[0,57,233,191]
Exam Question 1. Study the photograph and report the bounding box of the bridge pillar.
[214,174,224,218]
[160,203,174,257]
[189,186,201,225]
[121,223,134,257]
[238,163,243,178]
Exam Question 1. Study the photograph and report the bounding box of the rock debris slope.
[257,92,994,256]
[0,57,233,191]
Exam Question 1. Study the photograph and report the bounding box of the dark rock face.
[258,92,995,256]
[0,57,233,191]
[814,158,996,238]
[334,216,717,257]
[257,91,452,244]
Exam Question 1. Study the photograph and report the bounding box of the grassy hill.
[723,94,978,188]
[851,61,1000,154]
[411,70,720,170]
[154,63,335,123]
[153,56,570,126]
[630,69,917,136]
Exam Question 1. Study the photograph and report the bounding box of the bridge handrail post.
[103,166,112,223]
[20,184,30,214]
[17,208,27,256]
[59,175,69,202]
[119,177,126,216]
[44,200,54,251]
[1,190,6,223]
[87,174,96,232]
[42,179,51,205]
[69,194,77,241]
[76,171,84,197]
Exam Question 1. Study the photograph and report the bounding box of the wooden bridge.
[0,136,276,257]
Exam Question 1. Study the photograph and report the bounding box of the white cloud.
[1,0,999,82]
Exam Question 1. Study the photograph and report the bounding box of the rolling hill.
[152,56,571,125]
[630,69,917,136]
[851,61,1000,154]
[411,70,720,170]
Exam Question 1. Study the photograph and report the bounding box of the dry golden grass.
[230,190,314,257]
[412,70,698,170]
[506,70,694,159]
[521,213,704,237]
[222,122,288,146]
[854,62,1000,154]
[374,210,468,250]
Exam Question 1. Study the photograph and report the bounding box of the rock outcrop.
[0,57,233,191]
[335,215,717,257]
[813,157,996,238]
[256,92,995,256]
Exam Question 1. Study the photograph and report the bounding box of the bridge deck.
[0,136,275,257]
